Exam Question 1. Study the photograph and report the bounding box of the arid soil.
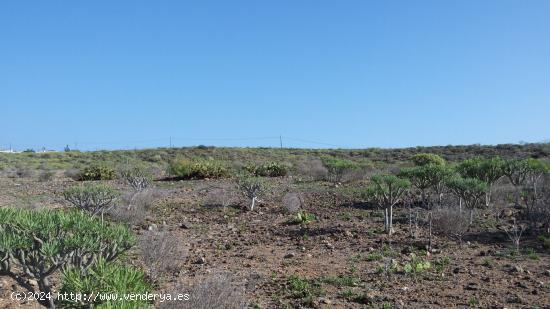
[1,175,549,309]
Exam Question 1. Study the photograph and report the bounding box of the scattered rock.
[453,267,461,274]
[511,265,524,273]
[319,297,331,304]
[284,252,296,259]
[507,293,523,304]
[180,222,192,229]
[194,256,206,264]
[465,282,479,290]
[516,281,528,289]
[147,224,157,231]
[501,208,513,217]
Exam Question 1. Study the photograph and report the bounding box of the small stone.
[516,281,528,289]
[545,269,550,276]
[147,224,157,231]
[284,252,296,259]
[453,267,461,274]
[511,265,524,273]
[180,222,192,229]
[194,256,206,264]
[465,282,479,290]
[319,297,331,304]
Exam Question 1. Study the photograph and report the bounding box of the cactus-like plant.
[366,174,410,235]
[0,208,135,308]
[236,175,265,211]
[120,166,152,192]
[59,259,151,308]
[63,184,120,221]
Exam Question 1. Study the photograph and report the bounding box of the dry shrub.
[139,230,187,282]
[107,188,161,225]
[432,207,470,244]
[38,169,55,182]
[64,168,82,180]
[160,273,246,309]
[341,168,367,183]
[282,192,304,214]
[8,167,34,178]
[203,186,236,209]
[294,156,328,180]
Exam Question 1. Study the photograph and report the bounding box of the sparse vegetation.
[138,230,187,282]
[161,274,246,309]
[1,145,549,308]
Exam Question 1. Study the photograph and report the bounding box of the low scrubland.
[0,143,549,308]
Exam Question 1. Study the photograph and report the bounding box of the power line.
[2,135,348,151]
[282,136,348,148]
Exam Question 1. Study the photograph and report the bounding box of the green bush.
[0,208,135,308]
[291,210,316,225]
[321,157,359,183]
[78,165,117,181]
[245,162,287,177]
[168,158,230,179]
[411,153,446,166]
[402,254,431,275]
[59,259,151,308]
[286,275,323,305]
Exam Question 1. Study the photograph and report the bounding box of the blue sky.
[1,1,549,150]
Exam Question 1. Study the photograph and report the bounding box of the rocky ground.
[1,175,549,309]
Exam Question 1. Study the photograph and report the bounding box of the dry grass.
[160,273,246,309]
[139,229,187,282]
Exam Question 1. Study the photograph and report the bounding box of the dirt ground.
[0,175,549,309]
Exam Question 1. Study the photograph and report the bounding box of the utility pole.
[279,135,283,149]
[169,136,172,148]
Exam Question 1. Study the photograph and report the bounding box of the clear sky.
[1,1,549,150]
